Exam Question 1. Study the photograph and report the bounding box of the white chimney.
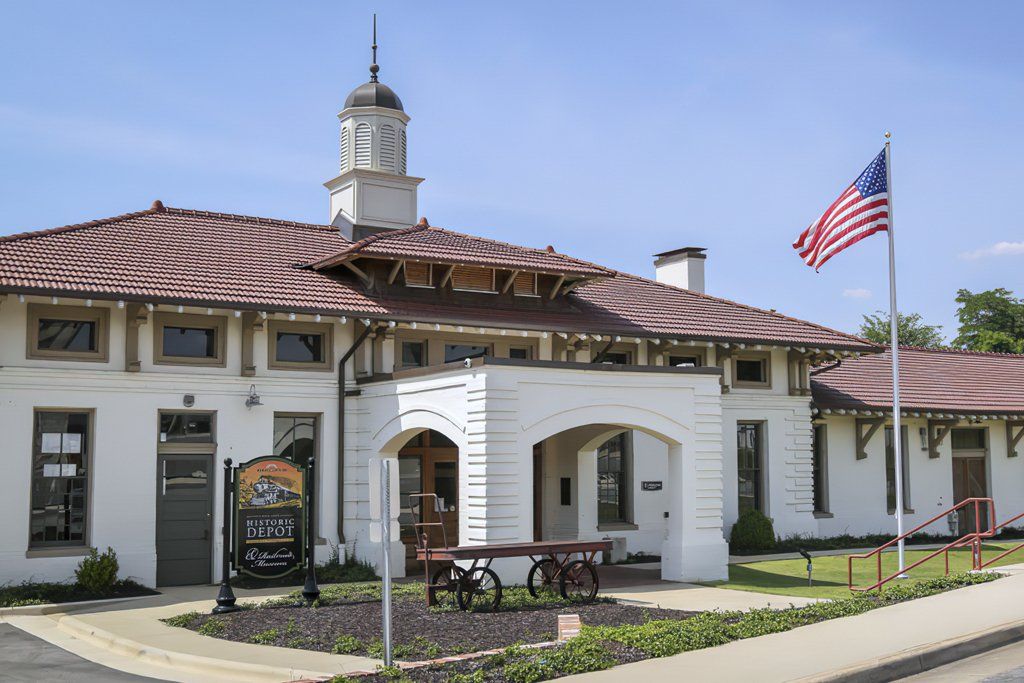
[653,247,706,293]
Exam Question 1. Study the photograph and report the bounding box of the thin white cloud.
[842,288,872,299]
[959,241,1024,260]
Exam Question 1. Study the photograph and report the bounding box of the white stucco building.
[1,55,1022,589]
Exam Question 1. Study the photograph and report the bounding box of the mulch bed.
[172,588,694,660]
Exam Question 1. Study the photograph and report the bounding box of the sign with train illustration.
[233,456,306,578]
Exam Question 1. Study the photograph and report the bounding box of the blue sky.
[1,1,1021,340]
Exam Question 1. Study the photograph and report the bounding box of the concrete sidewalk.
[2,585,379,683]
[568,567,1024,682]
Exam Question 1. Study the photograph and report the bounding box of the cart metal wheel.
[559,559,599,602]
[429,565,466,609]
[527,559,558,598]
[457,567,502,611]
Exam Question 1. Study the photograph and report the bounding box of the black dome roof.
[344,81,404,112]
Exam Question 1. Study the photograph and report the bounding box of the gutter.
[337,323,376,544]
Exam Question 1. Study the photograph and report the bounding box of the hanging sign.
[234,456,305,578]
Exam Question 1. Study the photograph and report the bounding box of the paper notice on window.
[62,433,82,454]
[43,464,61,477]
[61,464,77,477]
[41,433,62,454]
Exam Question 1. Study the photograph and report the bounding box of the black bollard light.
[213,458,240,614]
[301,456,321,606]
[798,548,813,587]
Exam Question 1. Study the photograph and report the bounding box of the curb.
[56,613,344,683]
[798,619,1024,683]
[0,594,155,619]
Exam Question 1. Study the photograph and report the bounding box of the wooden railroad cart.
[409,493,614,610]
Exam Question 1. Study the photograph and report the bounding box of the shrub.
[74,547,119,594]
[729,510,776,554]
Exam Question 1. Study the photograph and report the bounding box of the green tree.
[953,288,1024,353]
[858,310,944,348]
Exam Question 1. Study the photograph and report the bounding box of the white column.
[539,334,553,361]
[662,443,729,582]
[381,332,396,373]
[577,449,599,539]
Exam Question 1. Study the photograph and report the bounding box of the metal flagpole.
[884,131,907,574]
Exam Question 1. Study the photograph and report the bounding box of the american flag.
[794,149,889,270]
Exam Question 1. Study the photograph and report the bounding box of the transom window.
[599,351,632,365]
[737,422,764,515]
[31,411,91,547]
[274,414,318,472]
[159,413,214,444]
[444,344,489,363]
[268,321,333,371]
[509,345,532,360]
[951,428,986,451]
[154,313,226,366]
[597,432,630,525]
[27,304,109,362]
[400,340,427,368]
[668,355,701,367]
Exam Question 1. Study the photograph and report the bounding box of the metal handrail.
[848,497,996,591]
[978,509,1024,569]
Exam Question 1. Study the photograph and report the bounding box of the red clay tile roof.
[309,223,615,277]
[811,347,1024,415]
[0,204,875,349]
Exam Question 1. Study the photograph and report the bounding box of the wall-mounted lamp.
[245,384,262,409]
[183,394,195,408]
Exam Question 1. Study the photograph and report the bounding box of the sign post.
[301,457,320,605]
[380,458,393,667]
[234,456,306,579]
[213,458,239,614]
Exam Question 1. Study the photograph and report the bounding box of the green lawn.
[706,542,1022,599]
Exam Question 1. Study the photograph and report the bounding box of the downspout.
[337,323,376,544]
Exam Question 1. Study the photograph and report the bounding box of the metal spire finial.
[369,14,379,83]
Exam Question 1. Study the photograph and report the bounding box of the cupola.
[326,16,424,240]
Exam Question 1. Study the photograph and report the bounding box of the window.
[159,413,214,444]
[404,262,432,287]
[737,422,764,515]
[274,414,318,472]
[597,433,630,525]
[154,313,227,367]
[885,425,912,513]
[400,340,427,368]
[27,304,109,362]
[598,350,632,364]
[509,345,532,360]
[951,428,987,451]
[513,272,538,296]
[31,411,91,547]
[268,321,333,371]
[444,344,489,363]
[812,424,829,514]
[668,355,701,368]
[451,265,496,292]
[733,354,770,387]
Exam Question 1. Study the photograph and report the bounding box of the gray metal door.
[156,454,213,586]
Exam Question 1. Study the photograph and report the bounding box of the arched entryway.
[397,429,460,572]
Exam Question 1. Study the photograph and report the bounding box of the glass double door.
[397,431,459,573]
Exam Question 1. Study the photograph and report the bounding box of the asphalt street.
[902,639,1024,682]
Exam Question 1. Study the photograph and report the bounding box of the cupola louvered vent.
[354,123,372,168]
[399,129,408,174]
[380,124,397,172]
[452,266,496,292]
[339,127,350,171]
